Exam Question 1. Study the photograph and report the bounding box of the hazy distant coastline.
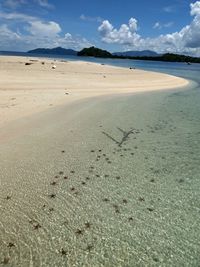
[27,46,200,63]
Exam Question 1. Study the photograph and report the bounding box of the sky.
[0,0,200,56]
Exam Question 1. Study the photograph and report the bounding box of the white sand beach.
[1,55,199,267]
[0,56,188,128]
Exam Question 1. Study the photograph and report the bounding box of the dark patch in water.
[84,222,91,229]
[33,223,42,230]
[102,127,138,147]
[60,248,67,256]
[75,229,84,235]
[138,197,145,202]
[86,244,93,251]
[50,181,57,186]
[49,194,56,198]
[7,242,15,248]
[147,207,154,212]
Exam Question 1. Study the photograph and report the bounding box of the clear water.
[1,50,200,81]
[0,52,200,266]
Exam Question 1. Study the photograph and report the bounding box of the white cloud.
[153,22,161,29]
[36,0,54,9]
[153,21,174,30]
[0,11,92,51]
[98,18,140,45]
[164,22,174,28]
[0,24,22,50]
[129,18,138,31]
[56,33,91,50]
[2,0,54,9]
[0,24,20,39]
[190,1,200,15]
[80,14,103,23]
[163,6,175,13]
[3,0,26,9]
[0,11,36,21]
[98,1,200,56]
[98,20,113,36]
[28,21,61,37]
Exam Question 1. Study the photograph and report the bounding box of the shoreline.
[0,55,199,266]
[0,55,189,128]
[0,81,199,267]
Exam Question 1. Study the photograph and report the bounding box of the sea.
[1,50,200,81]
[0,51,200,266]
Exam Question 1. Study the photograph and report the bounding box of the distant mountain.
[113,50,160,57]
[77,46,112,57]
[28,47,77,56]
[27,46,200,63]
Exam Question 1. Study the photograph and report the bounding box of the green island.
[77,46,200,63]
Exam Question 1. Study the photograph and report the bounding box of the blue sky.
[0,0,200,56]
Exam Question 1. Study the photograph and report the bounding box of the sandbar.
[0,55,189,127]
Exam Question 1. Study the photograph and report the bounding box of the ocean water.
[0,52,200,266]
[1,50,200,80]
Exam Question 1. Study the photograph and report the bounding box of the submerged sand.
[0,56,188,127]
[0,88,199,266]
[1,56,199,266]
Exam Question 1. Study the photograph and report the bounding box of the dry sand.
[0,56,198,266]
[0,55,189,127]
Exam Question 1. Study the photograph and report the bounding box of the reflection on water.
[0,58,200,266]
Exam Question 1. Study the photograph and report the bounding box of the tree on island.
[28,45,200,63]
[77,46,112,58]
[77,46,200,63]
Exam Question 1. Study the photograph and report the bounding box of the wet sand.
[1,88,200,266]
[0,56,199,266]
[0,56,188,128]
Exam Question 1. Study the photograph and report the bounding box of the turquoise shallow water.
[0,55,200,266]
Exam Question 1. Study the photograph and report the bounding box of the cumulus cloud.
[98,18,140,45]
[98,1,200,56]
[190,1,200,15]
[27,21,61,37]
[129,18,138,31]
[0,11,92,51]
